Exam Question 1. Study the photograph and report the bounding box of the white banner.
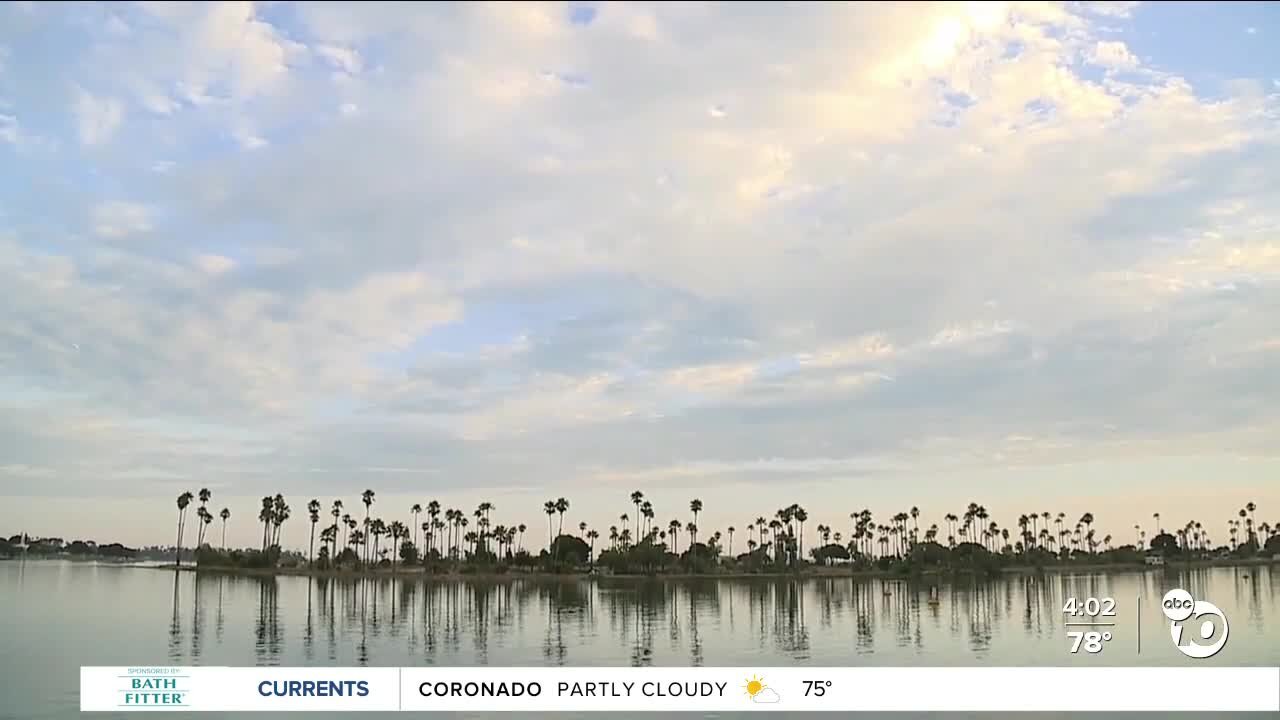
[83,666,1280,712]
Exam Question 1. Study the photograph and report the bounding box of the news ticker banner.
[83,666,1280,712]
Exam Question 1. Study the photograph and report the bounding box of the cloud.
[0,3,1278,548]
[752,688,780,704]
[72,86,123,145]
[90,202,153,238]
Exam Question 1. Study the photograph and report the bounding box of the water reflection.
[158,568,1276,668]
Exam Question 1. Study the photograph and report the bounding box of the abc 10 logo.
[1161,589,1229,659]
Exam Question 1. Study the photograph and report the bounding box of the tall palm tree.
[630,491,645,539]
[411,503,422,552]
[793,506,807,562]
[554,497,570,537]
[544,501,557,552]
[727,526,735,555]
[175,491,194,567]
[390,521,406,568]
[578,521,587,537]
[641,501,655,539]
[196,488,212,549]
[1152,512,1161,536]
[1080,513,1094,552]
[426,500,441,557]
[271,495,290,548]
[690,499,703,544]
[307,499,321,566]
[517,523,527,553]
[586,528,599,565]
[619,513,629,547]
[330,500,343,556]
[668,519,682,553]
[361,489,376,564]
[219,507,231,549]
[259,496,274,551]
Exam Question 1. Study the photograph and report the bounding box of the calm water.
[2,560,1277,719]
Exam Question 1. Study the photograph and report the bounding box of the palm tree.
[619,514,630,547]
[196,488,211,547]
[259,496,273,551]
[544,501,557,552]
[668,519,682,553]
[578,521,587,537]
[686,523,698,548]
[689,499,703,544]
[174,491,194,567]
[330,500,343,557]
[727,525,735,555]
[389,521,406,568]
[426,500,441,557]
[307,499,321,565]
[411,503,422,552]
[361,489,376,564]
[517,523,527,553]
[641,501,655,539]
[793,507,808,562]
[586,528,599,564]
[553,497,569,537]
[219,508,231,549]
[1080,513,1094,552]
[1152,512,1161,536]
[271,495,290,548]
[630,491,644,539]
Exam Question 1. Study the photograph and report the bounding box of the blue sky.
[1,2,1279,549]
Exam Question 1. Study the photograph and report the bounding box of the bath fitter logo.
[121,668,188,708]
[1161,588,1230,659]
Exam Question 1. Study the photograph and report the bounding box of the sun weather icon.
[744,675,780,704]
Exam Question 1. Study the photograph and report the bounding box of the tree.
[544,500,557,554]
[586,528,599,565]
[555,497,570,537]
[727,526,735,555]
[196,488,212,547]
[630,491,644,540]
[361,489,376,564]
[259,496,274,551]
[517,523,527,552]
[689,499,703,544]
[793,506,808,564]
[330,500,343,558]
[175,491,194,567]
[389,521,407,568]
[270,495,290,549]
[411,503,422,552]
[219,508,231,549]
[307,499,321,566]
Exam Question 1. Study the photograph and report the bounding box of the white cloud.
[0,3,1278,548]
[195,253,236,275]
[91,202,153,238]
[72,86,123,145]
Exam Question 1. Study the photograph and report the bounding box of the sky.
[2,1,1279,551]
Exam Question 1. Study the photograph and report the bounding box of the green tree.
[219,508,231,549]
[555,497,570,537]
[174,491,194,567]
[361,489,376,564]
[544,500,557,554]
[307,499,321,566]
[630,491,644,540]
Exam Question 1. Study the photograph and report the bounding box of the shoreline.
[143,556,1278,581]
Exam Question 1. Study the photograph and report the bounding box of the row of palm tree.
[175,488,1274,569]
[173,488,232,566]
